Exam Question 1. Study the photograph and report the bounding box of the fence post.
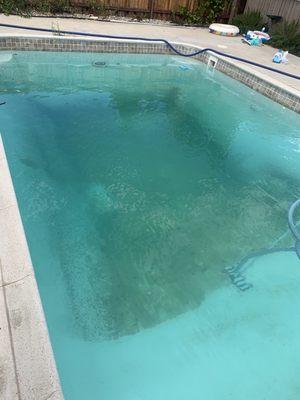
[148,0,155,19]
[229,0,238,22]
[187,0,196,12]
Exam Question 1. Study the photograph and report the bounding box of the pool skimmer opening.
[208,55,218,70]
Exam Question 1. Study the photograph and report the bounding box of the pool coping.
[0,33,299,400]
[0,34,299,112]
[0,135,63,400]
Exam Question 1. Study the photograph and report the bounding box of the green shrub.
[31,0,51,13]
[48,0,71,14]
[0,0,111,16]
[172,0,225,26]
[270,20,300,56]
[232,10,264,34]
[0,0,29,15]
[84,0,108,16]
[203,0,225,24]
[172,6,202,25]
[0,0,72,15]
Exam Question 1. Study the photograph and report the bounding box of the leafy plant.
[203,0,225,24]
[0,0,71,15]
[270,20,300,56]
[31,0,51,13]
[172,0,225,26]
[48,0,71,14]
[85,0,108,16]
[0,0,29,15]
[0,0,112,16]
[172,6,201,25]
[232,10,264,34]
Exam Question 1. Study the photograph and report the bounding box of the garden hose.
[0,22,299,80]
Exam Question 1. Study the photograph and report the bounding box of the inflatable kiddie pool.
[209,23,239,37]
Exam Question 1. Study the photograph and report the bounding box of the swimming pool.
[1,50,300,399]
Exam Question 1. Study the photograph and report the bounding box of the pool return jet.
[225,199,300,291]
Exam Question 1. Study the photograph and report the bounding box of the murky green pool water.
[1,51,300,399]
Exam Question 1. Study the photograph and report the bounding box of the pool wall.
[0,35,299,113]
[0,135,63,399]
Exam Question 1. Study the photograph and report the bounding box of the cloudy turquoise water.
[0,51,300,399]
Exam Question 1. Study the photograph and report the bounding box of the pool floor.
[1,51,300,399]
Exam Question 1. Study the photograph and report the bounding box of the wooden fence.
[71,0,198,17]
[245,0,300,23]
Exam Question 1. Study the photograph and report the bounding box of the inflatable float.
[242,29,271,46]
[254,30,270,43]
[209,23,239,37]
